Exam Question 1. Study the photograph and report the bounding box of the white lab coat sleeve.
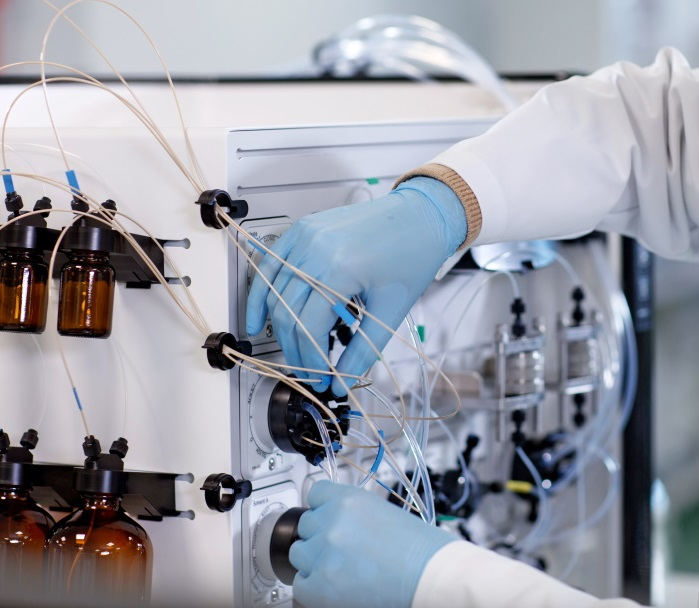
[412,541,642,608]
[430,48,699,261]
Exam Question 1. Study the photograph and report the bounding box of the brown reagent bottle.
[0,429,55,602]
[0,194,52,333]
[45,436,153,606]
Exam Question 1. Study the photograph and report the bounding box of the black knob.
[270,507,308,585]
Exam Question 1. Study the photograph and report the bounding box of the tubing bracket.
[201,473,252,513]
[196,189,248,229]
[203,332,253,370]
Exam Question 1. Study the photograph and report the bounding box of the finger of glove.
[296,290,350,393]
[268,273,315,380]
[288,534,326,577]
[245,234,296,336]
[296,508,322,540]
[331,291,405,396]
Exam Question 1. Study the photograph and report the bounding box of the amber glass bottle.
[45,436,152,606]
[0,429,55,603]
[0,248,49,333]
[45,493,153,606]
[0,487,55,598]
[57,250,115,338]
[0,191,52,333]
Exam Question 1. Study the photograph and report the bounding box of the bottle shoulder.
[0,499,55,541]
[48,508,152,550]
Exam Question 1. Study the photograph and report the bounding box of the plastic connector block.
[267,379,350,465]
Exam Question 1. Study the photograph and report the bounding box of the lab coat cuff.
[394,163,482,250]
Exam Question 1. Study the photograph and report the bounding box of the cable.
[1,69,202,193]
[110,337,129,438]
[39,0,206,191]
[30,334,49,431]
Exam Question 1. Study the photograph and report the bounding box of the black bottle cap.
[20,429,39,449]
[34,197,52,218]
[61,222,116,254]
[73,467,128,495]
[73,435,128,496]
[5,191,23,214]
[0,428,37,488]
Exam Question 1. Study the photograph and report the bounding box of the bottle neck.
[0,486,30,500]
[70,250,110,264]
[3,248,45,263]
[82,493,121,511]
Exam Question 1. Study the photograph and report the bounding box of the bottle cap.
[0,429,37,488]
[73,435,129,496]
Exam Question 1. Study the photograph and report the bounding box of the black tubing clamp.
[201,473,252,512]
[203,332,253,370]
[195,189,248,229]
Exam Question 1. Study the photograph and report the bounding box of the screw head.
[271,588,279,602]
[268,458,276,471]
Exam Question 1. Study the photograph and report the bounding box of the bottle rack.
[29,463,193,521]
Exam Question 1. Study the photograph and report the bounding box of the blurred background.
[1,1,698,605]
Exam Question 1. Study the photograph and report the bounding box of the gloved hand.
[289,481,456,608]
[245,177,467,395]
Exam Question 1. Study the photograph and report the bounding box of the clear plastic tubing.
[436,416,471,511]
[515,445,550,553]
[405,313,431,503]
[534,446,620,546]
[363,386,435,525]
[348,426,435,521]
[347,426,385,488]
[301,402,338,483]
[543,241,636,493]
[429,268,519,397]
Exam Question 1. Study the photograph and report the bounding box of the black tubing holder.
[203,332,253,370]
[200,473,252,512]
[196,189,248,229]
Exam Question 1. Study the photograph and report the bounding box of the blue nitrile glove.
[289,481,456,608]
[245,177,467,395]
